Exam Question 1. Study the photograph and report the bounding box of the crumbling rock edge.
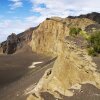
[27,41,100,100]
[26,18,100,100]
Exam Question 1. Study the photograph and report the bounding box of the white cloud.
[9,0,23,10]
[1,0,100,42]
[30,0,100,17]
[0,16,42,42]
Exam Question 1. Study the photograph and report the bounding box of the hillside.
[0,27,35,54]
[26,16,100,100]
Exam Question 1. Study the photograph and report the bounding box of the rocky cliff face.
[0,16,95,55]
[30,18,69,56]
[27,17,100,99]
[0,27,34,54]
[30,17,95,55]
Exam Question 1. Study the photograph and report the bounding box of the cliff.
[30,17,95,55]
[27,17,100,99]
[0,16,95,55]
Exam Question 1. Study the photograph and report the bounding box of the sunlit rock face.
[30,17,95,55]
[28,18,100,100]
[30,18,69,56]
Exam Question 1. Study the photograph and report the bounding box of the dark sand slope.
[41,84,100,100]
[0,46,55,100]
[0,61,55,100]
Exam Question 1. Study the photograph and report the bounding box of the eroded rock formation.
[27,18,100,99]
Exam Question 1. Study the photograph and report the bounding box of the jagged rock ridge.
[27,17,100,99]
[0,27,35,54]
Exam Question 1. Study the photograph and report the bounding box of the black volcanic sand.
[0,57,55,100]
[0,46,56,100]
[41,84,100,100]
[0,46,51,87]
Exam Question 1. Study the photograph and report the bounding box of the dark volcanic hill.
[0,27,35,54]
[68,12,100,24]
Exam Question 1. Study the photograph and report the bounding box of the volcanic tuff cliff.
[30,17,95,55]
[27,17,100,99]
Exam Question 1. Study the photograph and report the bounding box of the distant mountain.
[0,27,35,54]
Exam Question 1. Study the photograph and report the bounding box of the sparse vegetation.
[69,27,100,56]
[69,27,82,36]
[87,47,98,56]
[87,31,100,56]
[80,31,89,40]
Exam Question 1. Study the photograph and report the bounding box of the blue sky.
[0,0,100,42]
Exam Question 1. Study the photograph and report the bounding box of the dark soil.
[41,84,100,100]
[0,46,55,100]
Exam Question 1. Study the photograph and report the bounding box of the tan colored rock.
[30,17,95,55]
[27,18,100,100]
[30,18,69,56]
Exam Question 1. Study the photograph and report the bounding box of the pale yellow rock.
[27,18,100,100]
[30,19,69,56]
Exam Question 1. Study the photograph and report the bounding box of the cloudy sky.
[0,0,100,42]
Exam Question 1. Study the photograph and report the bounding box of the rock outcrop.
[30,17,95,55]
[0,27,34,54]
[30,18,69,56]
[27,17,100,99]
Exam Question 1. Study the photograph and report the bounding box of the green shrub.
[88,31,100,56]
[87,47,97,56]
[80,31,89,40]
[69,27,82,36]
